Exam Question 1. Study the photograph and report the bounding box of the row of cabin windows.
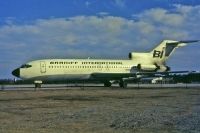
[48,66,130,69]
[82,62,122,65]
[50,61,123,65]
[50,61,78,65]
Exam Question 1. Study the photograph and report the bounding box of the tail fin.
[129,40,198,72]
[150,40,199,64]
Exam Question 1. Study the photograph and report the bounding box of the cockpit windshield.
[20,64,32,68]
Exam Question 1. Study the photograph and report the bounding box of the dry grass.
[0,87,200,133]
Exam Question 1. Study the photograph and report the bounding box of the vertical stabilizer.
[150,40,199,65]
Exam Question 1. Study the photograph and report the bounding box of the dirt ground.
[0,87,200,133]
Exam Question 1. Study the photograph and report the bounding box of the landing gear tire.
[34,80,43,90]
[119,81,127,88]
[104,81,112,87]
[35,83,41,88]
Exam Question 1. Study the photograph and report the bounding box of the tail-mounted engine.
[132,64,170,72]
[136,64,157,71]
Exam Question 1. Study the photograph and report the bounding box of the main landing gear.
[119,80,127,88]
[104,80,127,88]
[104,81,112,87]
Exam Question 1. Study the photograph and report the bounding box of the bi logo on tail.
[153,50,164,58]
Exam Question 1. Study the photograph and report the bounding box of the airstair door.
[40,61,46,73]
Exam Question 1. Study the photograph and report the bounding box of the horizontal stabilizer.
[178,40,199,43]
[167,40,199,45]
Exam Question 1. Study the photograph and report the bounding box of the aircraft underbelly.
[30,74,91,81]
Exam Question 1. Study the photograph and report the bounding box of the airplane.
[12,40,199,88]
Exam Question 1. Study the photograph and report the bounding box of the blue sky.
[0,0,200,78]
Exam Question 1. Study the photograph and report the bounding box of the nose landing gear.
[34,80,43,89]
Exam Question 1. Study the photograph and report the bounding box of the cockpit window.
[20,64,32,68]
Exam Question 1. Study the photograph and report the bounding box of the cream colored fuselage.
[20,59,138,81]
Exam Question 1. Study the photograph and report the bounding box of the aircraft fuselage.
[12,59,137,81]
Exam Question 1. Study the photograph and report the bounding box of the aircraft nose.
[12,68,20,78]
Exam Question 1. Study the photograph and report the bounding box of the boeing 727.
[12,40,199,88]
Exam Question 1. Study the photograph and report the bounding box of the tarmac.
[1,83,200,91]
[0,85,200,133]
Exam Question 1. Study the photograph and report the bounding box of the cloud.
[85,1,91,7]
[98,12,110,16]
[0,4,200,78]
[114,0,126,8]
[140,8,185,26]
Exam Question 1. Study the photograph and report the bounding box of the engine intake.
[128,53,132,59]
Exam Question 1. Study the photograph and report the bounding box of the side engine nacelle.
[132,64,170,72]
[136,64,158,71]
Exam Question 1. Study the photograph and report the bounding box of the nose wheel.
[35,83,41,88]
[34,80,43,89]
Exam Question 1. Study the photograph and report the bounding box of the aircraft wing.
[90,71,192,80]
[91,73,136,80]
[136,71,190,75]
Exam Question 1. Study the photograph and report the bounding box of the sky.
[0,0,200,79]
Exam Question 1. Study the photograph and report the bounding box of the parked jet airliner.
[12,40,199,88]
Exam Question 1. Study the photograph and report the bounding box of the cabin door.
[40,61,46,73]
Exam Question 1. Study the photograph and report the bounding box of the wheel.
[34,80,43,89]
[104,81,112,87]
[119,81,127,88]
[35,83,41,88]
